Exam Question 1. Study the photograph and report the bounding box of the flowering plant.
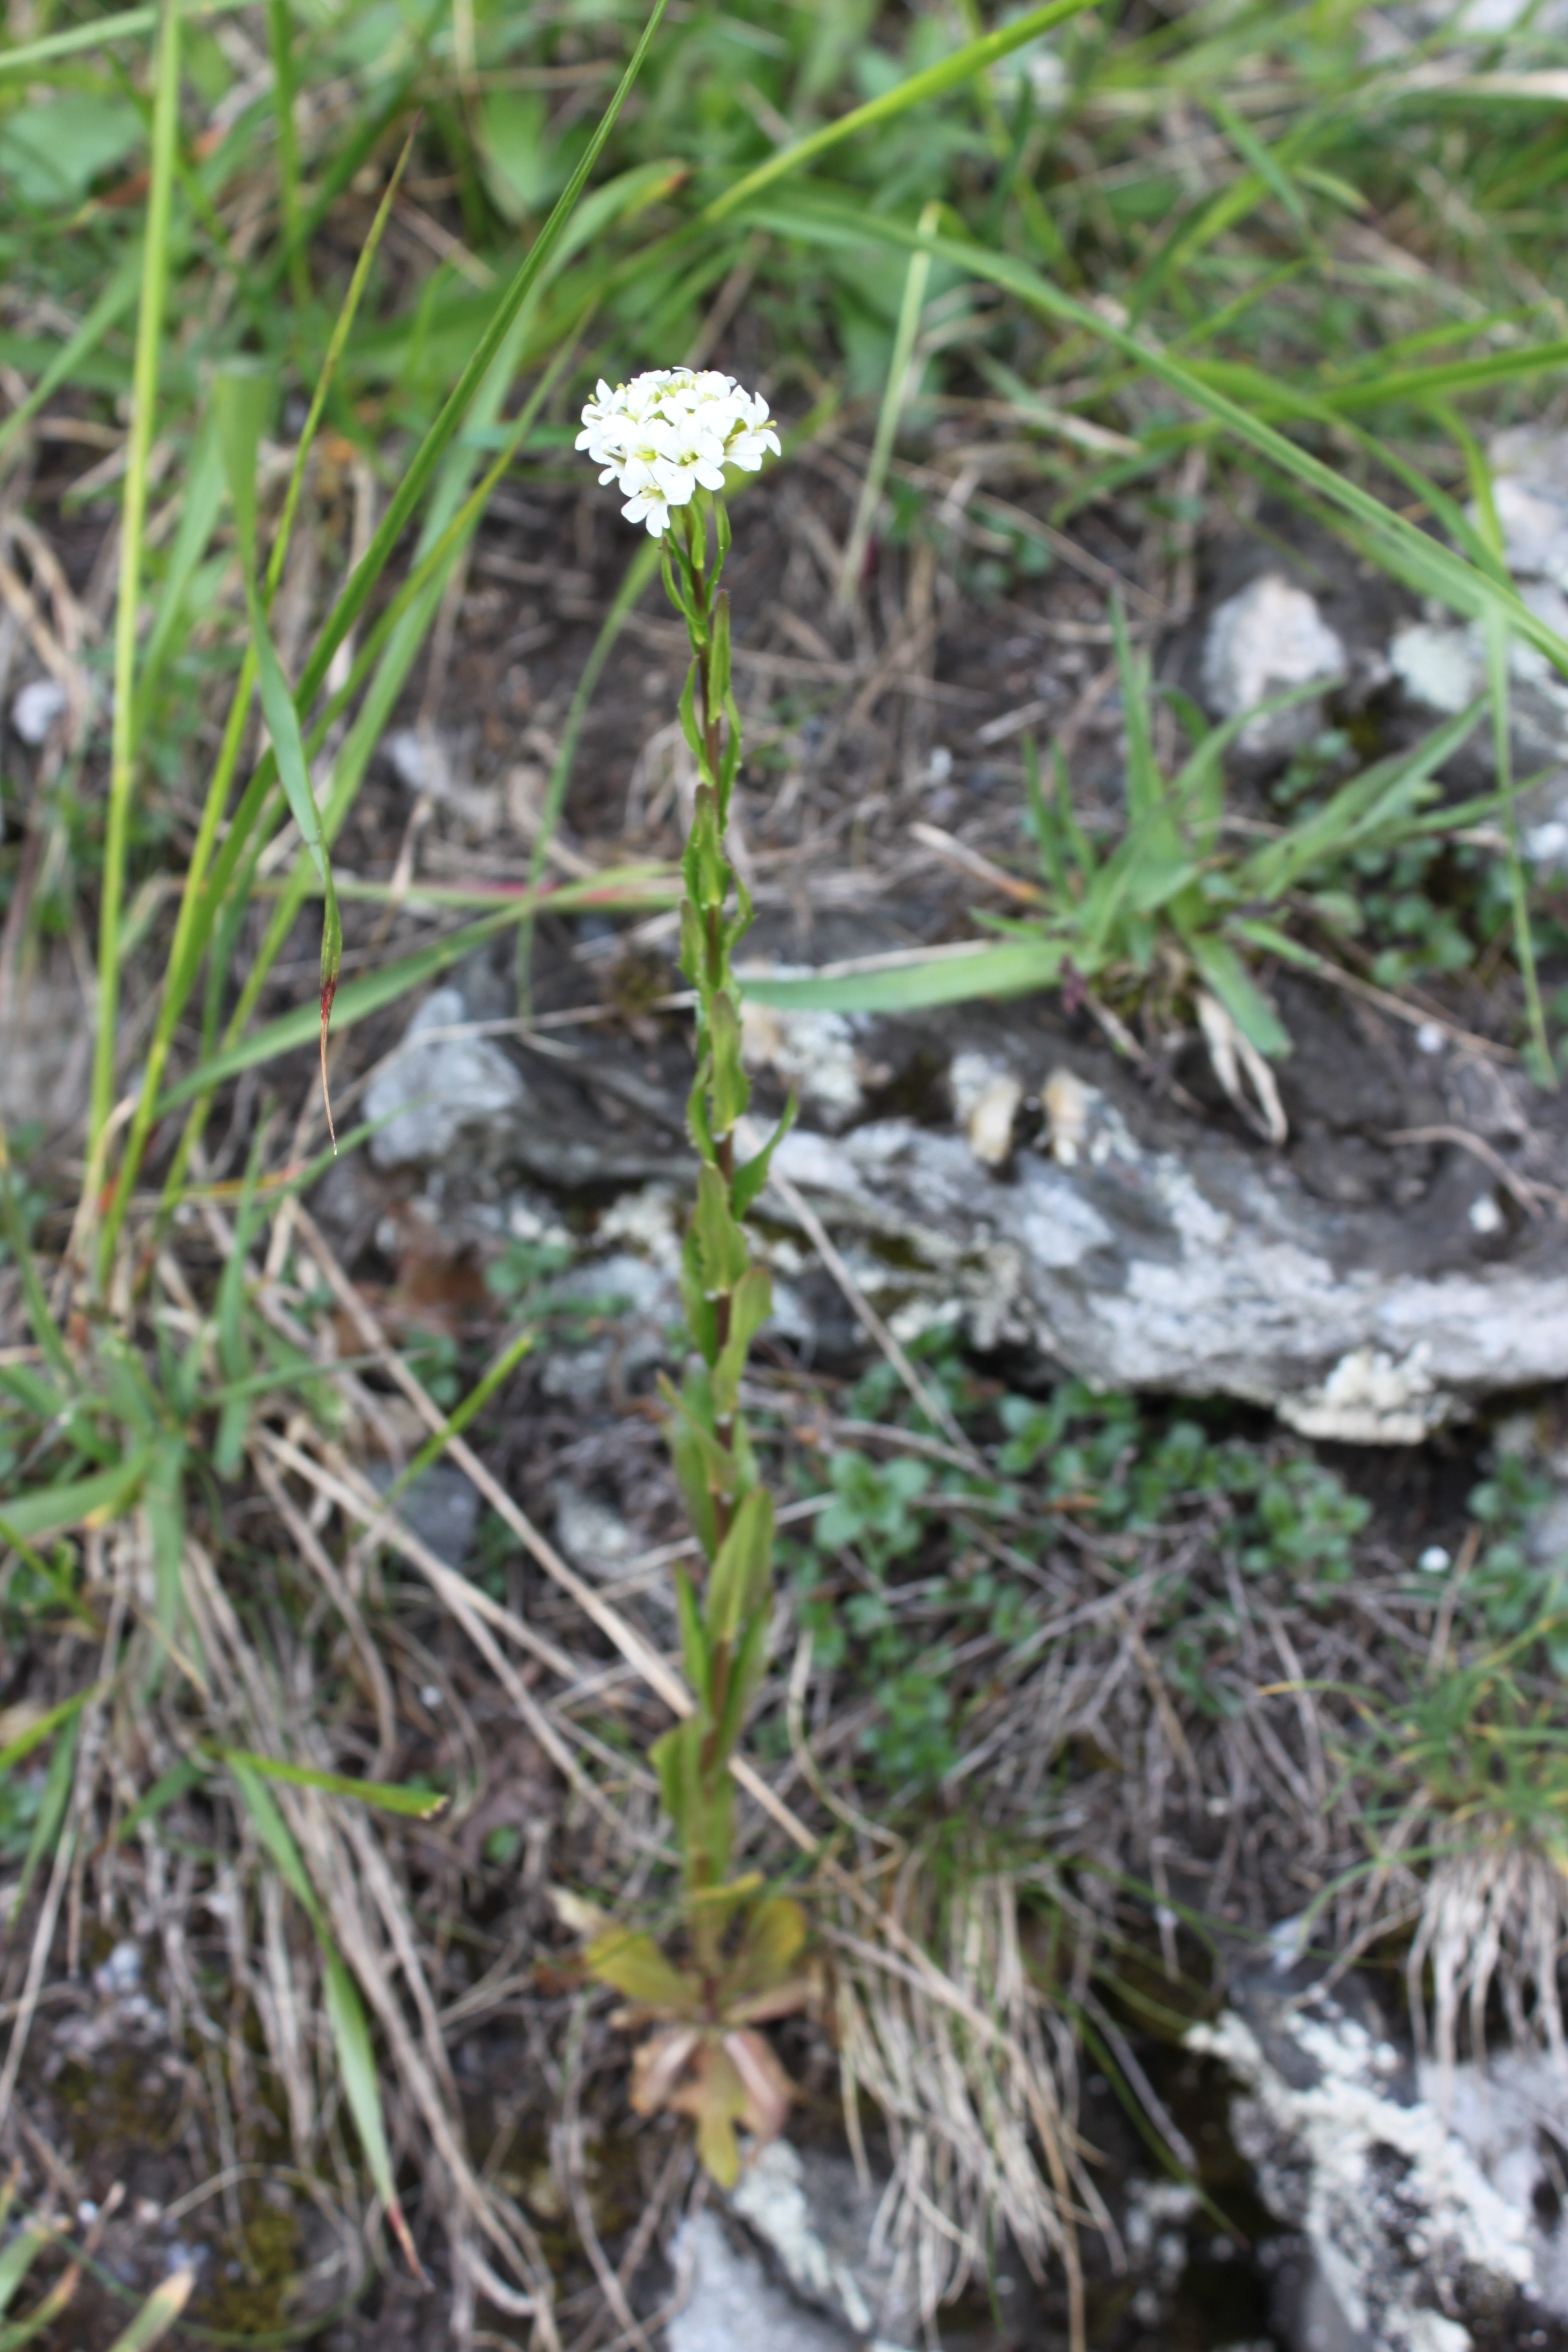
[576,368,779,537]
[575,371,807,2186]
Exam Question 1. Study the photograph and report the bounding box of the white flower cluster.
[576,368,780,537]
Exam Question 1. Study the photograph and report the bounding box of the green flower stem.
[644,489,791,1920]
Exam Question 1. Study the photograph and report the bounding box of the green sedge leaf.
[102,2268,195,2352]
[222,1750,450,1818]
[323,1951,425,2279]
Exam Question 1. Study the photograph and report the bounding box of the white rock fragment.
[1390,622,1479,717]
[552,1488,638,1578]
[1042,1068,1091,1166]
[1201,574,1349,758]
[1190,1996,1534,2352]
[741,992,867,1128]
[1428,2049,1568,2319]
[596,1181,684,1269]
[949,1050,1022,1168]
[1491,427,1568,591]
[383,725,500,834]
[12,676,67,744]
[752,1065,1568,1434]
[365,986,527,1169]
[668,2212,856,2352]
[1277,1342,1447,1445]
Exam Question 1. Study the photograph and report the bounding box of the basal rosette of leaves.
[575,373,806,2189]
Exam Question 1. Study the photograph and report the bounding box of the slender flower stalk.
[575,373,808,2188]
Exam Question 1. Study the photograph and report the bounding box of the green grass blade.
[227,1754,319,1916]
[0,1692,90,1781]
[0,2269,79,2352]
[214,365,345,1143]
[102,2270,194,2352]
[745,198,1568,682]
[268,119,416,604]
[0,0,248,75]
[132,410,224,734]
[1320,340,1568,414]
[1187,932,1292,1059]
[0,259,139,470]
[0,1457,151,1544]
[10,1708,81,1928]
[286,0,670,714]
[323,1952,423,2276]
[705,0,1100,222]
[742,939,1066,1014]
[91,0,182,1187]
[0,2231,52,2320]
[112,1756,208,1846]
[838,199,939,606]
[268,0,308,309]
[379,1325,534,1516]
[222,1751,449,1818]
[102,131,420,1266]
[156,872,668,1113]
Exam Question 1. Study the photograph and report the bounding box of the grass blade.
[0,1693,89,1781]
[323,1952,424,2277]
[746,197,1568,683]
[0,2269,79,2351]
[214,366,344,1145]
[0,258,139,470]
[0,2231,52,2320]
[91,0,182,1182]
[222,1751,450,1817]
[0,1458,151,1544]
[742,938,1065,1014]
[102,124,418,1267]
[102,2271,194,2352]
[268,0,308,308]
[226,1759,425,2270]
[286,0,670,713]
[0,0,247,75]
[837,200,939,608]
[156,871,671,1111]
[705,0,1100,222]
[9,1707,80,1928]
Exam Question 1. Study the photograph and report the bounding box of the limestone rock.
[365,987,526,1170]
[743,1054,1568,1439]
[1190,1983,1552,2352]
[1201,574,1349,758]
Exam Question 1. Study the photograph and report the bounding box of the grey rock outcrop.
[743,1053,1568,1440]
[1190,1982,1568,2352]
[365,986,526,1171]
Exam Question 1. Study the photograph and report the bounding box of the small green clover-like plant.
[1467,1454,1568,1673]
[815,1449,931,1571]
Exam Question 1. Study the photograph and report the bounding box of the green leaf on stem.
[731,1095,796,1220]
[586,1929,702,2014]
[674,1567,710,1703]
[711,1264,772,1419]
[705,1487,774,1650]
[708,992,750,1139]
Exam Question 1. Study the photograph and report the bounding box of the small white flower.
[576,368,781,535]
